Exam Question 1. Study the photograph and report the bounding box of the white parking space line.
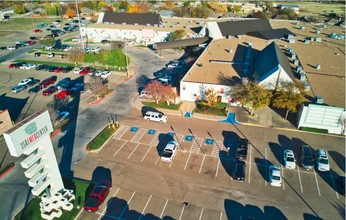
[191,137,203,154]
[118,191,136,219]
[265,148,267,187]
[211,141,221,157]
[329,172,340,200]
[220,211,223,220]
[314,170,321,196]
[149,133,159,146]
[297,166,304,193]
[127,143,140,159]
[281,165,285,190]
[248,145,252,184]
[169,159,174,168]
[155,156,160,165]
[199,208,204,220]
[178,206,186,220]
[130,128,147,143]
[139,195,152,220]
[97,187,120,220]
[184,153,192,170]
[141,145,153,162]
[160,199,169,219]
[215,159,220,177]
[113,141,127,157]
[113,126,129,139]
[199,155,206,174]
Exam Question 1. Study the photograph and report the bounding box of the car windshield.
[286,157,294,162]
[319,158,329,164]
[85,196,100,207]
[272,176,281,181]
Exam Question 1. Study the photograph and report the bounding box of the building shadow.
[254,157,273,182]
[329,151,345,172]
[269,105,297,126]
[0,93,29,122]
[91,166,112,186]
[156,133,174,156]
[224,199,287,219]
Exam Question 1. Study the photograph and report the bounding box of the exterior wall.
[297,104,345,135]
[180,81,232,103]
[81,27,170,45]
[0,109,12,135]
[259,66,293,90]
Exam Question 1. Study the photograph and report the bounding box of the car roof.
[317,149,328,157]
[165,141,176,150]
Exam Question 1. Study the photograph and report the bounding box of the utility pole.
[75,0,85,49]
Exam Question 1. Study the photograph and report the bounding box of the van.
[143,111,167,123]
[300,145,314,170]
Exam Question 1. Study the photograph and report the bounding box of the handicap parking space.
[130,128,148,143]
[138,130,158,145]
[120,127,140,141]
[200,140,216,156]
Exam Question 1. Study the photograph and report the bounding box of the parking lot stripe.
[178,206,186,220]
[297,166,304,193]
[219,211,223,220]
[199,155,206,174]
[113,141,127,157]
[281,165,285,190]
[113,126,129,139]
[160,199,169,218]
[141,145,153,162]
[155,156,160,165]
[216,159,220,177]
[184,153,192,170]
[265,148,267,187]
[329,172,340,200]
[127,143,140,159]
[313,170,321,196]
[130,128,147,143]
[248,145,252,184]
[97,187,120,220]
[139,195,152,219]
[199,208,204,220]
[149,133,159,146]
[118,191,136,219]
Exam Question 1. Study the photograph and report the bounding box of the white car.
[7,46,16,50]
[144,111,168,123]
[63,46,72,51]
[18,78,33,86]
[315,149,330,172]
[94,70,106,77]
[100,71,112,78]
[73,67,83,74]
[161,141,178,162]
[47,52,55,58]
[19,64,28,69]
[283,149,296,169]
[24,64,37,70]
[90,47,101,53]
[269,165,282,187]
[140,90,151,98]
[166,61,180,68]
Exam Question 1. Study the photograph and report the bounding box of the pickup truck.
[236,138,249,161]
[83,182,111,212]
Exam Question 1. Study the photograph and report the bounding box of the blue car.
[12,85,27,93]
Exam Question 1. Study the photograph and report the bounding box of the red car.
[84,182,111,212]
[39,76,57,89]
[33,29,42,33]
[79,67,90,75]
[25,40,36,45]
[42,86,57,96]
[56,89,74,99]
[54,67,63,73]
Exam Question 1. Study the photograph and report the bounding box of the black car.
[0,46,7,50]
[26,79,40,87]
[101,40,110,44]
[48,66,58,72]
[35,64,44,70]
[16,43,25,48]
[62,66,73,73]
[236,138,249,161]
[42,65,53,71]
[30,36,37,40]
[28,85,41,94]
[34,52,41,57]
[300,145,314,170]
[231,161,246,182]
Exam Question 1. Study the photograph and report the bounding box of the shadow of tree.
[91,166,112,186]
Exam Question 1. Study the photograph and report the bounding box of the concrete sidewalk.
[134,98,297,130]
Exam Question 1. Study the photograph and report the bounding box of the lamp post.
[124,40,129,78]
[75,0,85,49]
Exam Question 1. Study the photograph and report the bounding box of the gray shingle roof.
[153,37,210,50]
[102,12,161,26]
[217,19,272,37]
[247,28,295,40]
[252,42,294,82]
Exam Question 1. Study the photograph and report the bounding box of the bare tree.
[144,80,165,104]
[86,76,108,99]
[161,86,177,105]
[67,48,85,66]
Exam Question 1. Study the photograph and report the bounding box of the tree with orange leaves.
[165,1,173,9]
[65,8,76,18]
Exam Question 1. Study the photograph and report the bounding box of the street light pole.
[75,0,85,49]
[124,41,129,78]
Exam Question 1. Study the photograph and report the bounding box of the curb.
[0,163,15,178]
[50,118,75,139]
[90,90,115,105]
[124,71,137,82]
[85,125,120,153]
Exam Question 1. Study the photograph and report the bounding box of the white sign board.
[3,111,53,157]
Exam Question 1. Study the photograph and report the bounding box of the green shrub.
[301,127,328,134]
[87,126,117,150]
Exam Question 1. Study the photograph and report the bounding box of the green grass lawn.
[142,101,182,110]
[15,178,91,220]
[288,2,345,16]
[87,126,118,150]
[300,127,328,134]
[0,18,66,31]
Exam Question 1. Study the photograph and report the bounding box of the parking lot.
[74,120,345,220]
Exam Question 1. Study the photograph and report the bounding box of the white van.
[144,111,167,123]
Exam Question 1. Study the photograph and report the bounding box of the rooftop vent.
[314,96,324,104]
[122,22,126,25]
[146,24,151,26]
[227,35,232,39]
[134,23,138,26]
[154,24,158,27]
[316,64,321,70]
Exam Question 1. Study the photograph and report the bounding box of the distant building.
[277,4,299,14]
[0,109,13,135]
[80,7,97,17]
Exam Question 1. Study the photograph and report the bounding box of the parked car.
[166,61,180,68]
[24,64,37,70]
[283,149,296,170]
[7,46,16,50]
[18,78,34,86]
[58,81,74,91]
[71,83,84,93]
[236,138,249,161]
[56,89,74,99]
[101,40,110,44]
[8,62,26,68]
[33,29,42,33]
[55,77,71,90]
[42,86,57,96]
[144,111,167,123]
[28,85,41,94]
[34,52,41,57]
[48,66,58,72]
[84,182,111,212]
[269,165,282,187]
[35,64,46,71]
[47,52,55,58]
[231,160,246,182]
[140,90,151,98]
[54,67,63,73]
[29,36,38,40]
[12,85,27,93]
[73,67,83,74]
[26,79,40,87]
[25,40,36,45]
[161,141,178,162]
[300,145,314,170]
[315,149,330,172]
[54,111,70,126]
[0,46,7,50]
[100,71,112,79]
[62,66,73,73]
[39,76,57,89]
[79,67,90,75]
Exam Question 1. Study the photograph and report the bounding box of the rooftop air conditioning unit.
[146,24,151,26]
[122,22,126,25]
[134,23,138,26]
[154,24,158,27]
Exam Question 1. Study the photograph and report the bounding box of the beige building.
[0,109,13,135]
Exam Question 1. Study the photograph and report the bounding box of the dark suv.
[301,145,314,170]
[231,160,246,182]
